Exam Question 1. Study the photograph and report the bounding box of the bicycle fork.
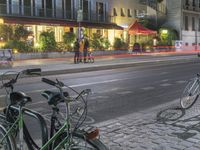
[19,106,24,150]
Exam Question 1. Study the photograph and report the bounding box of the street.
[0,58,199,123]
[1,56,200,149]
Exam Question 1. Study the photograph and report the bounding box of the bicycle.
[180,74,200,109]
[0,69,108,149]
[0,68,46,150]
[40,77,108,150]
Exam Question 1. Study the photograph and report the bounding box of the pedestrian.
[79,39,84,63]
[74,39,80,64]
[83,38,89,63]
[133,42,141,54]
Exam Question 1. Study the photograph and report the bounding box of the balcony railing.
[0,4,7,14]
[0,4,110,23]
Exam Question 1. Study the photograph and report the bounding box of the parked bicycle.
[0,69,108,149]
[0,68,45,150]
[40,77,108,149]
[180,74,200,109]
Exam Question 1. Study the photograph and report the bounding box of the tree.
[63,32,76,51]
[0,24,13,41]
[39,31,57,51]
[13,25,30,41]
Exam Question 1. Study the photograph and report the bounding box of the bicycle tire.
[180,78,200,109]
[0,124,17,150]
[53,131,108,150]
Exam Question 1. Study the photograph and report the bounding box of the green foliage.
[0,24,13,41]
[90,33,110,50]
[13,25,31,41]
[39,31,57,51]
[63,32,76,51]
[4,40,31,52]
[113,38,128,50]
[159,28,179,46]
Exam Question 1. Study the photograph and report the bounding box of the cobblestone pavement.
[95,99,200,150]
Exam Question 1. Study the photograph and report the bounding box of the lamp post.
[77,0,83,42]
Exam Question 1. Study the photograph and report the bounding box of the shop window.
[70,28,73,32]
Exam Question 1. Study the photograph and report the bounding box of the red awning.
[128,21,156,35]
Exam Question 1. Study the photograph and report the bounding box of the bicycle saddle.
[41,90,69,106]
[10,91,32,106]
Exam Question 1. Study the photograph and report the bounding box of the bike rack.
[10,106,48,146]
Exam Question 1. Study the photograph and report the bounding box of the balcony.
[0,4,110,23]
[0,4,7,14]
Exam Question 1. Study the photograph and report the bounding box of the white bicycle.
[180,74,200,109]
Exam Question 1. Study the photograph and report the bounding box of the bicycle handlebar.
[1,68,42,89]
[42,78,57,86]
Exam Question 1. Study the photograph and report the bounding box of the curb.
[41,57,199,76]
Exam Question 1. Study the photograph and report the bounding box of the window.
[83,0,89,20]
[96,2,104,21]
[121,8,125,17]
[0,0,6,4]
[127,9,132,17]
[185,16,188,30]
[185,0,189,5]
[65,0,71,19]
[199,18,200,31]
[193,0,195,6]
[192,17,195,31]
[113,8,117,16]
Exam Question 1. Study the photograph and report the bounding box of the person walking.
[83,38,89,63]
[74,39,80,64]
[79,39,84,63]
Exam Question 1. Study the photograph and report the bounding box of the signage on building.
[77,10,83,22]
[175,40,183,49]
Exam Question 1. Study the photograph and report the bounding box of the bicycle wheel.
[53,131,108,150]
[0,124,16,150]
[180,77,200,109]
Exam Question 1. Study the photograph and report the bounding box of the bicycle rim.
[180,78,200,109]
[0,124,16,150]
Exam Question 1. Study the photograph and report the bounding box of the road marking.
[160,83,172,87]
[118,91,133,95]
[160,72,169,75]
[161,79,169,82]
[141,87,155,90]
[176,80,187,84]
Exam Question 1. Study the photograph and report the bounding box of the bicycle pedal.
[85,127,99,140]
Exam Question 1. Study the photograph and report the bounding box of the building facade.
[0,0,122,47]
[109,0,167,45]
[164,0,200,50]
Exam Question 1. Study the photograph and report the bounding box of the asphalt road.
[1,58,200,145]
[0,58,199,122]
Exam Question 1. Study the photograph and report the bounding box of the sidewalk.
[96,99,200,150]
[0,52,198,76]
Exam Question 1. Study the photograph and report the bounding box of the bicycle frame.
[0,106,24,150]
[188,78,200,94]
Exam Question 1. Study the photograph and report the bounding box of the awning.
[128,21,156,35]
[2,16,123,30]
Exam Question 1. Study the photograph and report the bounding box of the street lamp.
[77,0,83,42]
